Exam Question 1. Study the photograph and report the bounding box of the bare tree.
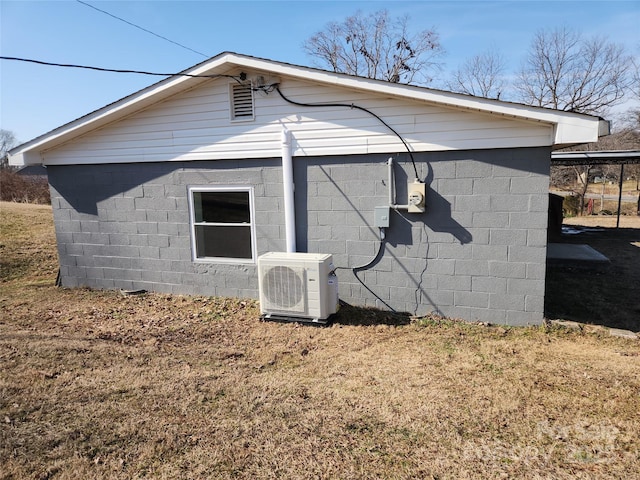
[574,165,593,215]
[447,48,506,99]
[550,165,576,189]
[515,27,631,115]
[631,49,640,101]
[623,51,640,137]
[1,129,17,169]
[303,10,443,84]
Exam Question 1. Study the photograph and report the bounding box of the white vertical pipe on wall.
[281,128,296,253]
[388,158,395,205]
[388,157,410,210]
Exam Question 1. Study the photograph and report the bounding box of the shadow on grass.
[545,224,640,332]
[331,303,413,327]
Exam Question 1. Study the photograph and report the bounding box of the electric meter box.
[407,181,426,213]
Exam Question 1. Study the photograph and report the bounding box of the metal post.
[616,164,624,229]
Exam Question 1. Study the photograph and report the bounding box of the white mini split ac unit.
[258,252,339,324]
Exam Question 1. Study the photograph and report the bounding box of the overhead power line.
[0,56,243,82]
[76,0,208,58]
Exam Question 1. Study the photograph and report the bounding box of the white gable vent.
[230,83,254,121]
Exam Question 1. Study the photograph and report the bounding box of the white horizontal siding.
[42,76,553,165]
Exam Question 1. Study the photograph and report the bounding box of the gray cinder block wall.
[48,146,550,325]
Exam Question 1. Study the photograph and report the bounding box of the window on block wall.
[188,186,256,262]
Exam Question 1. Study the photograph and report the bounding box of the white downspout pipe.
[281,128,296,253]
[388,157,410,211]
[388,158,394,206]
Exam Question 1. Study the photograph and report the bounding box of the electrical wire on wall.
[268,83,426,313]
[414,224,431,316]
[335,228,395,312]
[393,208,433,316]
[269,84,420,180]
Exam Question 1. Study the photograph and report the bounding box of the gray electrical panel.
[374,206,390,228]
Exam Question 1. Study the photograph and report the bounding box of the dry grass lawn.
[1,201,639,479]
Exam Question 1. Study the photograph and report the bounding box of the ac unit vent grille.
[262,265,305,313]
[231,83,254,120]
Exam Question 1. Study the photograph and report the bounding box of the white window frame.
[188,185,257,264]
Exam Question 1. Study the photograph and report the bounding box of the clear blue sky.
[1,0,639,144]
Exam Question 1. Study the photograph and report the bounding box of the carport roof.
[551,150,640,165]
